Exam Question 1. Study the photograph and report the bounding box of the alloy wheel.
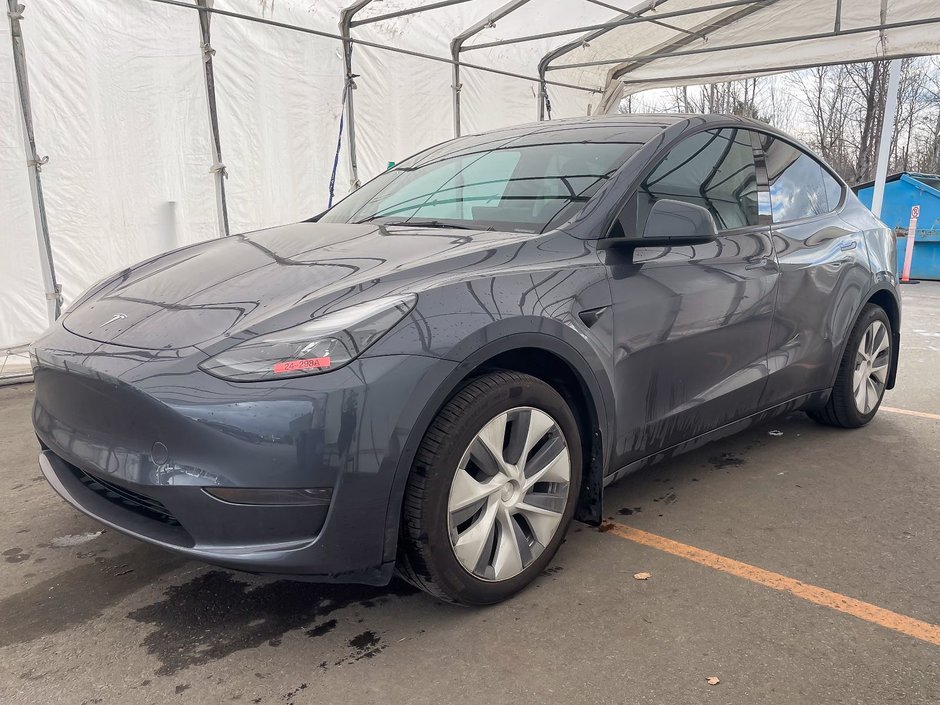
[447,406,570,582]
[853,320,890,414]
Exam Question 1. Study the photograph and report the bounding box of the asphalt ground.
[1,283,938,705]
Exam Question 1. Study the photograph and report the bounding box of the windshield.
[320,125,644,233]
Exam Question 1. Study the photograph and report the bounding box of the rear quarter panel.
[841,195,899,287]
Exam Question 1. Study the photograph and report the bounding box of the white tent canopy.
[2,0,938,377]
[547,0,939,107]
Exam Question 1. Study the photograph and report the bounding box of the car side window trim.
[749,130,773,227]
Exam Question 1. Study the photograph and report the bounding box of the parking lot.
[1,283,938,705]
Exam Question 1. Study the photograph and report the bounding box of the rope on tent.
[328,73,357,208]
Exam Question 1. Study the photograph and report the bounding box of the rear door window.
[759,134,843,222]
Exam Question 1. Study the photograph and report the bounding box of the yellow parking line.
[600,521,940,647]
[882,406,940,421]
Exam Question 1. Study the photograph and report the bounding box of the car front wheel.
[397,371,582,605]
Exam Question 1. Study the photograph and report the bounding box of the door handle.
[840,240,858,251]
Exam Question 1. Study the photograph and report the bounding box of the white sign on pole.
[901,205,920,282]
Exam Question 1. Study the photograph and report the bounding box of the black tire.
[397,371,582,605]
[808,303,893,428]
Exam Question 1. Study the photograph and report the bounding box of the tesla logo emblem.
[99,313,127,328]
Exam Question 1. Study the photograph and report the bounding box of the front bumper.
[32,328,455,583]
[38,449,335,572]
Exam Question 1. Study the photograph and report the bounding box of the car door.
[754,133,872,407]
[600,127,779,469]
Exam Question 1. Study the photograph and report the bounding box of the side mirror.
[599,198,718,250]
[642,199,718,243]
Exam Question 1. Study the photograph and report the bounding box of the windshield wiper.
[359,218,492,231]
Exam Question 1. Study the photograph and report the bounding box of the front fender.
[378,323,616,564]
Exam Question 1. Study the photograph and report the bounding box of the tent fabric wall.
[212,3,349,232]
[2,0,938,364]
[25,1,218,300]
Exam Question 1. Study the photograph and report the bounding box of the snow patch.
[51,531,104,547]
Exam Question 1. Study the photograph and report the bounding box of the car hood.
[63,221,534,350]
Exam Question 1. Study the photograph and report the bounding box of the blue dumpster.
[853,172,940,281]
[896,230,940,281]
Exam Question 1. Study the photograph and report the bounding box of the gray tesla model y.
[31,115,899,604]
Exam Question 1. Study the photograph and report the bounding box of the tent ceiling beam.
[461,0,771,52]
[583,0,704,39]
[617,48,937,90]
[146,0,598,93]
[350,0,476,27]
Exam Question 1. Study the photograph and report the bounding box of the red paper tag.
[273,356,331,374]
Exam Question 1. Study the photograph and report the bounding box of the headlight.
[199,294,416,382]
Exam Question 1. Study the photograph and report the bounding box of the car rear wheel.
[397,371,581,605]
[809,304,893,428]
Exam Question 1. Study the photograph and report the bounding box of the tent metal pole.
[537,61,555,121]
[197,0,230,237]
[451,43,462,137]
[871,58,902,219]
[6,0,61,322]
[450,0,532,137]
[462,0,769,52]
[352,0,474,27]
[537,68,547,121]
[340,1,372,191]
[617,50,925,91]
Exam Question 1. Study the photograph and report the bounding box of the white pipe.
[870,59,902,219]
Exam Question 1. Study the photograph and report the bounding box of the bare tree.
[788,66,853,175]
[842,60,889,182]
